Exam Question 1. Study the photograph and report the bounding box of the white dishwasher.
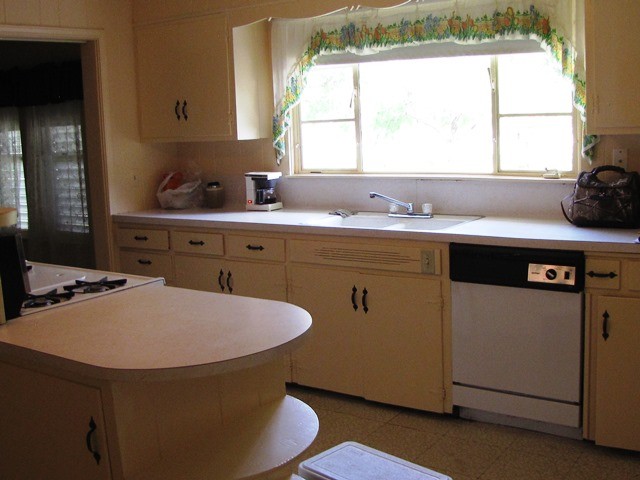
[450,243,585,436]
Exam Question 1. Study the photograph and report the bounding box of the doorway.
[0,41,94,268]
[0,35,111,271]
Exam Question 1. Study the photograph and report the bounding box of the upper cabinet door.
[586,0,640,133]
[135,14,233,141]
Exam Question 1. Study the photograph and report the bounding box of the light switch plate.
[421,250,436,275]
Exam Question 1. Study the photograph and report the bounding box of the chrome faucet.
[369,192,432,217]
[369,192,414,214]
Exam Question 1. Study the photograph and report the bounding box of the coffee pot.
[244,172,283,211]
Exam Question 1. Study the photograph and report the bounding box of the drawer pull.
[175,100,181,120]
[137,259,152,265]
[351,285,358,311]
[188,240,205,246]
[246,244,265,251]
[587,270,618,279]
[602,310,610,341]
[226,271,233,294]
[134,235,148,241]
[182,100,188,121]
[85,417,101,465]
[362,287,369,314]
[218,269,225,292]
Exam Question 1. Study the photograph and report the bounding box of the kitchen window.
[293,51,576,176]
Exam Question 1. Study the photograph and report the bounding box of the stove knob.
[545,268,558,281]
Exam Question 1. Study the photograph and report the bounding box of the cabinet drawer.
[585,258,621,290]
[626,261,640,292]
[119,251,173,280]
[173,231,224,256]
[226,235,285,262]
[117,228,169,251]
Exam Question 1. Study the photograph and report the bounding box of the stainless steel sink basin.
[304,212,481,231]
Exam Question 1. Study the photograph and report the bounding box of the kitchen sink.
[304,212,481,231]
[388,215,482,231]
[305,214,402,229]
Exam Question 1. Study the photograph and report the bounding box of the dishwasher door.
[450,243,584,429]
[452,283,583,426]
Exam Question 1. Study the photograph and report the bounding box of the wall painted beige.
[0,0,177,241]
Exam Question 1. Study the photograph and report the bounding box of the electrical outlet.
[612,148,628,170]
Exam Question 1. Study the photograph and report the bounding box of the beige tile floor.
[288,385,640,480]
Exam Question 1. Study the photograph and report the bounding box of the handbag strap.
[591,165,627,175]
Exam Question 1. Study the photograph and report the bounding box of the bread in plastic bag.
[156,172,203,209]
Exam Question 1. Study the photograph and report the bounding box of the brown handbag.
[561,166,640,228]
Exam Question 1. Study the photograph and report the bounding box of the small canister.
[205,182,225,209]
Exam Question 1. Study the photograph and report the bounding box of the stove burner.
[23,289,75,309]
[63,277,128,294]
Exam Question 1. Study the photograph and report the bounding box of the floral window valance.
[271,0,597,165]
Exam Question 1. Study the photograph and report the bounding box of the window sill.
[286,173,577,184]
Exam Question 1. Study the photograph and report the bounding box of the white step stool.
[298,442,452,480]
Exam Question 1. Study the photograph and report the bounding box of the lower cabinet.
[592,295,640,451]
[289,264,445,412]
[175,255,287,301]
[0,362,110,480]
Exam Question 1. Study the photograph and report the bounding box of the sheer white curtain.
[271,0,590,163]
[21,100,93,268]
[0,107,27,229]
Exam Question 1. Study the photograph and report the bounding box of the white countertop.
[113,208,640,254]
[0,281,312,381]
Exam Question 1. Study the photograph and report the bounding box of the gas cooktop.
[20,262,165,317]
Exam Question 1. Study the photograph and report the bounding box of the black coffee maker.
[0,208,30,322]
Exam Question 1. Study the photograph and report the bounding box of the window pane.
[499,53,572,114]
[301,122,357,170]
[499,116,573,172]
[301,65,354,121]
[359,56,493,173]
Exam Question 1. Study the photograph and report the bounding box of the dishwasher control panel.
[527,263,577,286]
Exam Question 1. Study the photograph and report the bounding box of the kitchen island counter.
[0,281,317,480]
[0,281,311,382]
[113,208,640,254]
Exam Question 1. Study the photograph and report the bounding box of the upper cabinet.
[585,0,640,134]
[135,14,272,142]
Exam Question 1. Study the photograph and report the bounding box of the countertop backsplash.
[277,176,576,220]
[177,141,576,220]
[194,173,575,220]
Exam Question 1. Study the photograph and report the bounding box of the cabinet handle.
[226,271,233,294]
[246,244,264,251]
[188,240,205,246]
[137,259,152,265]
[587,270,618,279]
[134,235,148,241]
[182,100,188,121]
[175,100,181,120]
[85,417,101,465]
[218,269,225,292]
[351,285,358,311]
[362,287,369,314]
[602,310,610,341]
